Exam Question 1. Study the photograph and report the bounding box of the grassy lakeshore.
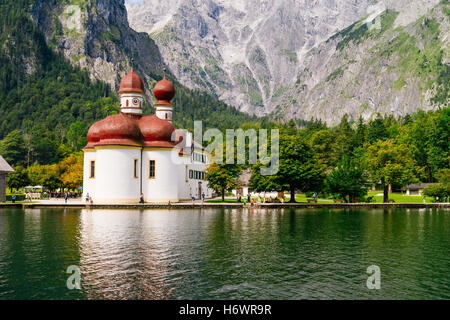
[206,191,435,203]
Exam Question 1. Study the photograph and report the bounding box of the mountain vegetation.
[0,0,259,166]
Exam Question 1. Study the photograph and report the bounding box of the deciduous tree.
[364,140,423,202]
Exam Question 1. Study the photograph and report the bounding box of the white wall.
[83,146,214,203]
[142,149,179,202]
[155,105,173,122]
[83,151,97,201]
[177,151,213,200]
[120,93,143,115]
[94,148,141,203]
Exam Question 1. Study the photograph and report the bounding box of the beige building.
[0,155,14,202]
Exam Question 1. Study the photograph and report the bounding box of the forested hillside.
[0,0,258,165]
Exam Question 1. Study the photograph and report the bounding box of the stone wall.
[0,174,5,202]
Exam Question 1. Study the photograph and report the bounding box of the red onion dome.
[96,113,142,147]
[84,119,103,149]
[153,77,175,104]
[118,68,145,94]
[138,115,182,148]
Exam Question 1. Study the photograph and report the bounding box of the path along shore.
[0,199,449,209]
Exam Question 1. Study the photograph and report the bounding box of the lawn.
[366,191,433,203]
[207,192,435,203]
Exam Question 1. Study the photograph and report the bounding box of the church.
[82,69,212,203]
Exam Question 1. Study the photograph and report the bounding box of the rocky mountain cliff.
[32,0,167,101]
[276,3,449,124]
[126,0,448,123]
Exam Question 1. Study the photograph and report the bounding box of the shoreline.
[1,202,449,209]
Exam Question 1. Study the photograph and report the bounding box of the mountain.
[32,0,166,100]
[273,2,449,124]
[126,0,448,124]
[0,0,258,138]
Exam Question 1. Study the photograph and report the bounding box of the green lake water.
[0,207,449,299]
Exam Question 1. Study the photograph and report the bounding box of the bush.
[5,194,26,201]
[422,184,450,202]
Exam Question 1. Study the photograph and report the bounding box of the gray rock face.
[126,0,445,123]
[32,0,166,100]
[276,3,449,124]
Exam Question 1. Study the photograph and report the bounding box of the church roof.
[84,71,181,149]
[0,155,14,173]
[118,68,145,94]
[154,77,175,105]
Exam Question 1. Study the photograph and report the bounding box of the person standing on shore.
[11,194,16,203]
[139,193,144,204]
[423,195,426,204]
[64,193,68,203]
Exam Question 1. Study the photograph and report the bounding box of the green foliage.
[333,10,398,51]
[66,121,87,152]
[364,139,424,202]
[422,184,450,202]
[252,134,326,202]
[0,0,261,165]
[0,130,27,166]
[205,163,242,201]
[326,67,344,82]
[325,157,369,203]
[6,166,30,191]
[397,109,449,181]
[367,117,388,143]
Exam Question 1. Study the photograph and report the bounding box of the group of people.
[85,193,94,204]
[238,194,285,205]
[191,192,206,204]
[49,191,79,199]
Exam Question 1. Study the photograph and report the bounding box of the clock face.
[132,98,139,105]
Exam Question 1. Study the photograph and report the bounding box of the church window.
[133,159,138,178]
[149,160,156,179]
[126,100,129,107]
[90,161,95,178]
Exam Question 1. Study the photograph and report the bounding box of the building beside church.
[0,155,14,202]
[82,69,212,203]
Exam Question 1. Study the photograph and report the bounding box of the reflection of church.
[82,69,212,203]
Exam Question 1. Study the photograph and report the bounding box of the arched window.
[126,100,129,107]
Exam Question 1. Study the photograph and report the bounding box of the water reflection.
[0,208,449,299]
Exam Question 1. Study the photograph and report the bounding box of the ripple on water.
[0,208,449,299]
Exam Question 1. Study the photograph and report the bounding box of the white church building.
[82,69,213,203]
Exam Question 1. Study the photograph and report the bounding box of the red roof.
[119,68,145,94]
[138,114,181,148]
[85,113,142,148]
[153,77,175,104]
[84,114,183,149]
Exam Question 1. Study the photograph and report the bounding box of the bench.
[333,199,344,203]
[307,198,317,203]
[388,199,395,203]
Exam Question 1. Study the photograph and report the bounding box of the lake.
[0,207,449,299]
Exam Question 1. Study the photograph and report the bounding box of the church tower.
[118,68,145,116]
[153,77,175,123]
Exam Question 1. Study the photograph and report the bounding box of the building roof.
[154,77,175,105]
[85,73,181,149]
[403,183,437,190]
[0,155,14,173]
[118,68,145,94]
